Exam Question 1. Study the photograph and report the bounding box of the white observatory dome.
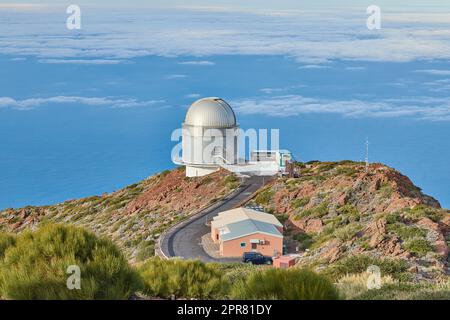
[184,97,236,128]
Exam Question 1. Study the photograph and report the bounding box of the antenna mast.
[365,137,369,173]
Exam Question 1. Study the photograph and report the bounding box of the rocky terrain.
[0,167,239,262]
[249,161,450,282]
[1,160,449,284]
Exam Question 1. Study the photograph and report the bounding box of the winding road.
[160,175,268,262]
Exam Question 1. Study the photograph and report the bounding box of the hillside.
[0,167,239,262]
[0,160,449,283]
[250,161,450,281]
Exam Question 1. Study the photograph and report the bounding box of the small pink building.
[273,255,297,269]
[211,207,283,258]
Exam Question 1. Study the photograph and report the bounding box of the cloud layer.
[232,95,450,121]
[1,6,450,63]
[0,96,164,110]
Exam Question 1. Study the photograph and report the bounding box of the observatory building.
[180,97,239,177]
[174,97,293,177]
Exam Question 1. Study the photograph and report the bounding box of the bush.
[403,239,434,257]
[138,258,225,299]
[299,202,329,219]
[292,197,310,209]
[230,268,339,300]
[402,205,443,223]
[337,204,360,222]
[378,183,393,198]
[356,282,450,300]
[255,188,274,206]
[294,233,314,250]
[135,241,155,262]
[323,255,410,282]
[0,233,15,259]
[388,224,427,240]
[333,223,362,242]
[336,272,396,300]
[0,224,140,300]
[385,212,402,225]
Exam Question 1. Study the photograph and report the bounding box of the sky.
[0,2,449,209]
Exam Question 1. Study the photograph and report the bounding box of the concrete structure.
[250,150,293,175]
[174,96,294,177]
[211,207,283,257]
[180,97,239,177]
[273,255,297,269]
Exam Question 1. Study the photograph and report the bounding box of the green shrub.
[385,212,402,224]
[388,224,427,240]
[201,176,214,184]
[378,183,393,198]
[323,255,410,282]
[292,197,310,209]
[356,282,450,300]
[337,204,360,222]
[222,175,239,189]
[336,167,358,177]
[403,239,434,257]
[402,205,443,223]
[317,162,338,173]
[299,202,329,219]
[338,204,359,216]
[255,188,274,206]
[230,268,339,300]
[138,258,225,299]
[135,241,155,262]
[0,224,140,300]
[0,233,15,259]
[333,223,362,242]
[294,233,314,250]
[275,214,289,224]
[159,170,171,178]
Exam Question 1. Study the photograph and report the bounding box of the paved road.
[161,175,268,262]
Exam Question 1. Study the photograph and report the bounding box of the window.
[240,242,246,247]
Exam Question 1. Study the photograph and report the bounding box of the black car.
[242,252,273,265]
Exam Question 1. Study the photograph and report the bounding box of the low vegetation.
[322,255,411,282]
[0,224,141,300]
[230,268,339,300]
[138,258,225,299]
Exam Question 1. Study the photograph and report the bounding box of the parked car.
[242,252,273,265]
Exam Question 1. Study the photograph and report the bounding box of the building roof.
[251,149,291,154]
[211,207,283,229]
[221,219,283,241]
[184,97,237,128]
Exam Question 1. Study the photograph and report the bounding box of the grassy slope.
[250,161,450,282]
[0,167,238,262]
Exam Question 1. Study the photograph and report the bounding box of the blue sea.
[1,54,449,209]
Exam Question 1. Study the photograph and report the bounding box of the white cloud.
[178,60,215,66]
[345,66,366,71]
[1,7,450,63]
[414,69,450,76]
[186,93,201,98]
[259,84,306,94]
[232,94,450,121]
[0,96,164,110]
[165,74,188,79]
[38,59,126,65]
[298,65,331,70]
